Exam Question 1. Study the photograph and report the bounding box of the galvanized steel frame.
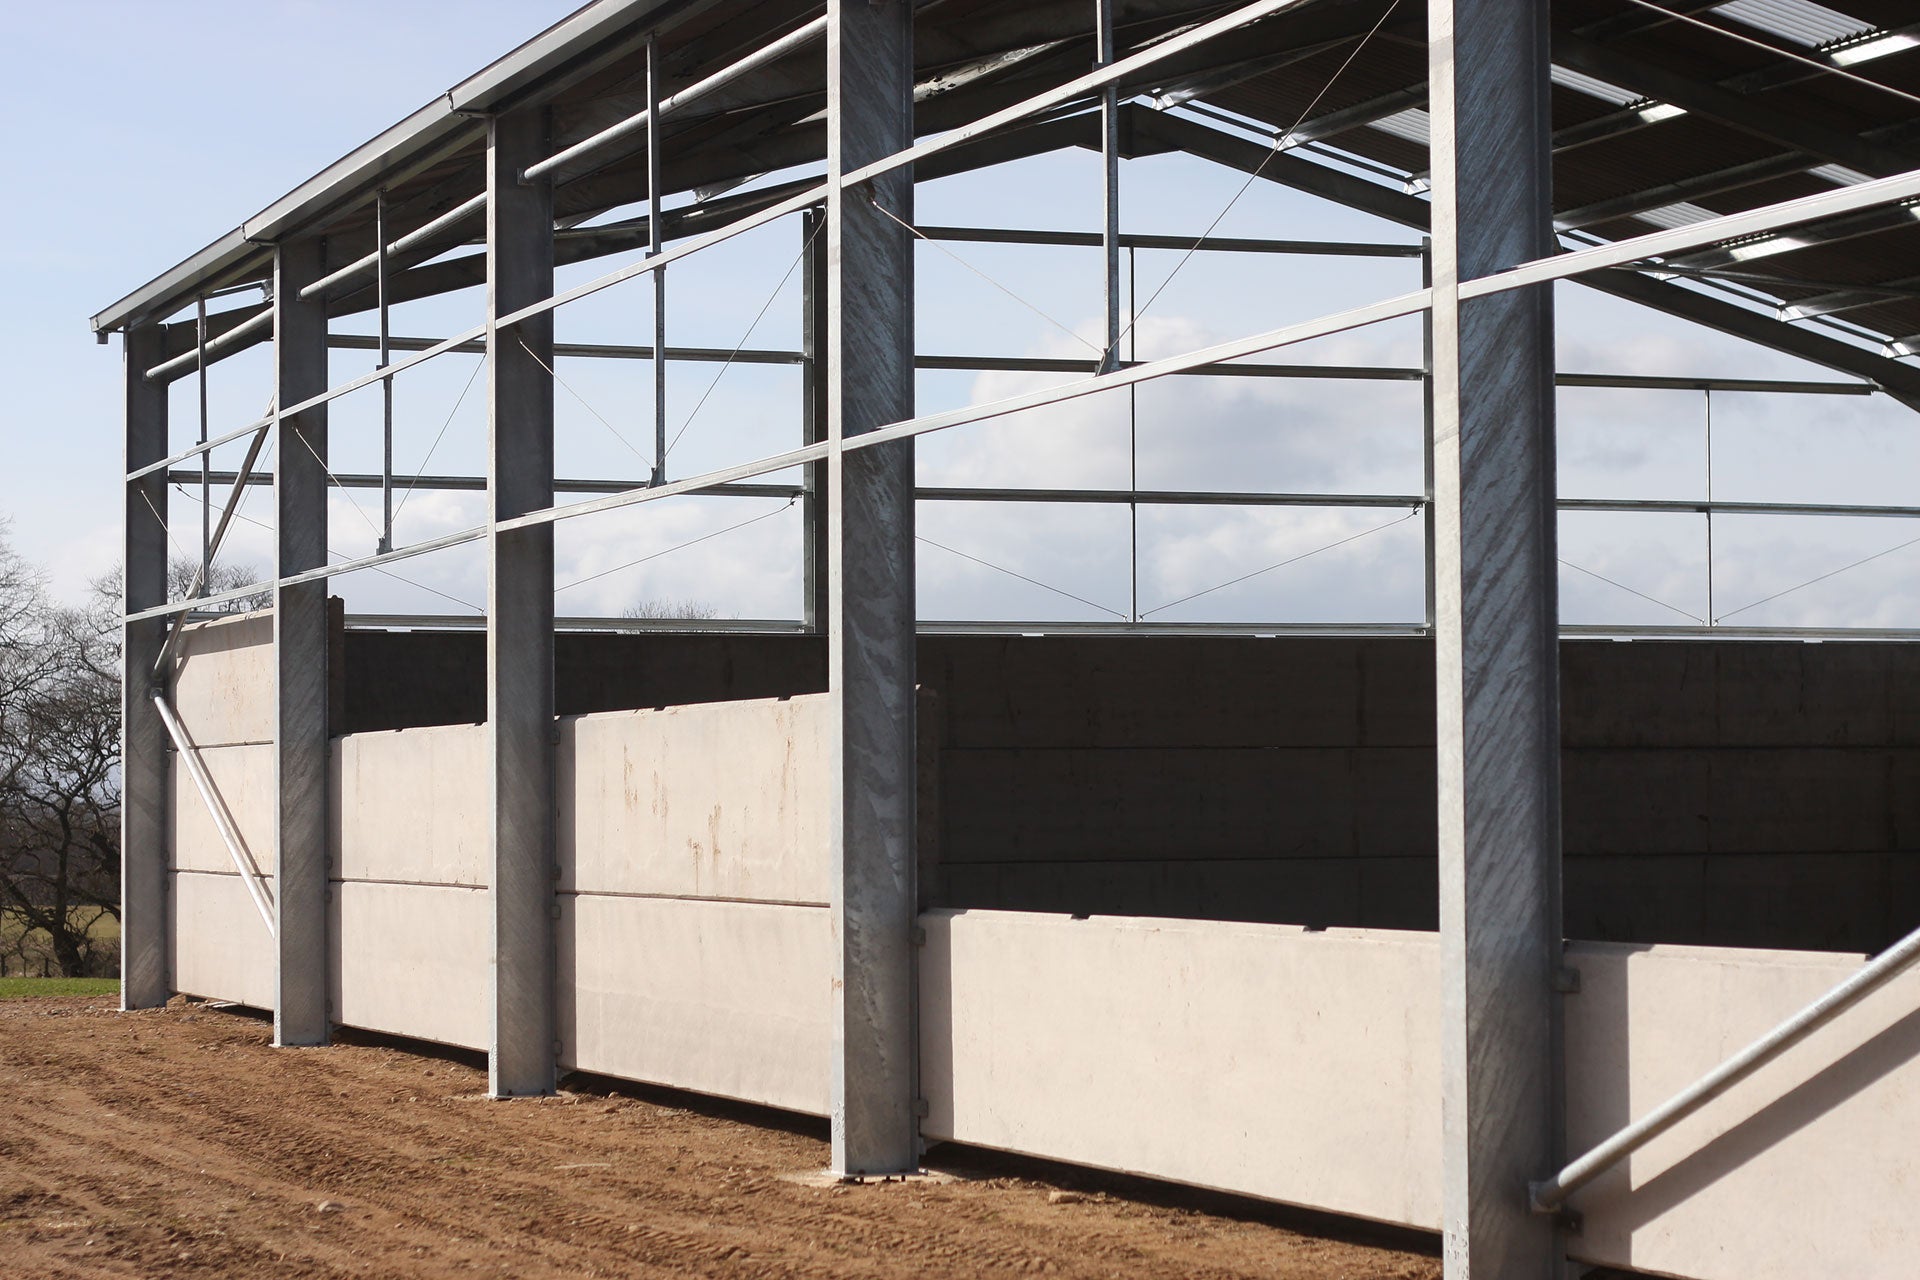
[113,2,1920,1267]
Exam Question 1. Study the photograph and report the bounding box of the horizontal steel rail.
[1560,497,1920,519]
[173,468,1920,523]
[328,334,804,365]
[319,336,1881,393]
[170,472,1428,508]
[1530,920,1920,1215]
[522,14,829,183]
[915,224,1427,258]
[1561,623,1920,640]
[320,616,1920,641]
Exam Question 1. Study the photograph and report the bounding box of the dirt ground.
[0,996,1442,1279]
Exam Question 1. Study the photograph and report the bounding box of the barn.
[93,2,1920,1277]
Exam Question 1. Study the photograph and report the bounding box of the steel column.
[120,323,171,1010]
[802,208,830,633]
[486,106,558,1098]
[377,190,395,553]
[1097,0,1121,374]
[1428,0,1563,1275]
[272,235,333,1047]
[826,0,918,1176]
[647,37,668,487]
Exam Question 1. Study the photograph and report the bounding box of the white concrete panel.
[169,742,274,876]
[1566,941,1920,1280]
[169,612,275,747]
[169,870,276,1009]
[331,880,490,1051]
[559,895,831,1115]
[919,910,1444,1228]
[559,695,829,904]
[333,725,489,886]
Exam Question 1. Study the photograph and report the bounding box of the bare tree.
[0,531,119,976]
[0,531,266,976]
[621,598,723,621]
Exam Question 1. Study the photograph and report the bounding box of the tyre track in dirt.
[0,997,1441,1279]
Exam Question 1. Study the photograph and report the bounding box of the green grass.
[0,977,120,999]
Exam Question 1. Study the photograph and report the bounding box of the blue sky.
[5,2,1919,630]
[0,1,580,599]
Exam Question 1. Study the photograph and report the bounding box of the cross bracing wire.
[554,496,797,595]
[170,482,483,614]
[392,356,483,523]
[916,534,1128,619]
[665,217,823,459]
[1714,529,1920,623]
[869,199,1103,356]
[1141,507,1419,618]
[1558,557,1706,624]
[1114,0,1403,361]
[517,337,655,470]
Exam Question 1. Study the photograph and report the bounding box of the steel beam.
[486,107,558,1099]
[1553,32,1920,181]
[272,236,333,1047]
[826,0,919,1177]
[1136,110,1920,407]
[120,324,170,1011]
[1428,0,1562,1274]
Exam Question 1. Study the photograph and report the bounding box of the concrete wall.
[171,622,835,1099]
[344,630,1920,952]
[329,724,490,1048]
[556,696,831,1114]
[1564,939,1920,1280]
[922,910,1920,1280]
[919,910,1444,1227]
[169,619,1920,1280]
[167,615,277,1008]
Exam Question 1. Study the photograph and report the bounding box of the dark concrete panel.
[1559,641,1716,749]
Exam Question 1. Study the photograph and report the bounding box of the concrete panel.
[1355,638,1437,747]
[168,742,274,876]
[941,748,1362,863]
[1714,643,1893,747]
[1566,940,1920,1280]
[333,725,489,886]
[339,630,827,735]
[559,696,829,904]
[1562,749,1712,857]
[169,870,276,1009]
[1708,749,1891,853]
[169,612,275,748]
[929,637,1368,750]
[919,910,1443,1229]
[558,895,831,1116]
[942,858,1407,930]
[1561,641,1716,749]
[330,880,489,1051]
